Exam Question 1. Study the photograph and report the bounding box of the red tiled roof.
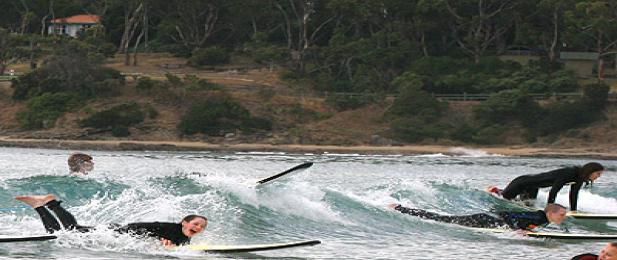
[51,14,100,24]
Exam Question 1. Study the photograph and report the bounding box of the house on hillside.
[559,52,598,78]
[48,14,100,37]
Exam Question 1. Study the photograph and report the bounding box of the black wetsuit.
[33,200,190,245]
[501,166,584,210]
[393,205,549,230]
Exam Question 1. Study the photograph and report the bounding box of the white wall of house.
[48,24,93,37]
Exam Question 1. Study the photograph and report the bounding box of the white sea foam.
[449,147,504,157]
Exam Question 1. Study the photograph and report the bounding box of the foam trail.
[449,147,503,157]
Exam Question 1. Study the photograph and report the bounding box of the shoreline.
[1,137,616,159]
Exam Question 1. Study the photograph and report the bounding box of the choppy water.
[0,147,616,259]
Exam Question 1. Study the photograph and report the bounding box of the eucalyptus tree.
[565,0,617,79]
[270,0,336,74]
[440,0,518,63]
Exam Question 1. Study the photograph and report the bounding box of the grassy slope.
[0,53,616,149]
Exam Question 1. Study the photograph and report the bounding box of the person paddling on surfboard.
[388,203,567,231]
[486,162,605,212]
[68,153,94,175]
[15,194,207,247]
[571,242,617,260]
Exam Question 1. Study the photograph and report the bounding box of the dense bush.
[11,45,124,100]
[387,72,448,142]
[185,78,221,91]
[178,96,250,135]
[165,73,183,87]
[581,81,610,110]
[136,77,157,91]
[79,103,144,136]
[390,118,445,142]
[17,92,79,129]
[387,72,446,120]
[178,95,270,135]
[473,89,542,127]
[188,47,230,66]
[530,100,602,136]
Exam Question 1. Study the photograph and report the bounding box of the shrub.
[581,81,610,111]
[449,123,477,143]
[11,49,124,100]
[17,92,79,129]
[186,79,221,91]
[473,89,541,127]
[253,45,288,64]
[472,125,506,144]
[530,100,600,136]
[80,103,144,135]
[144,104,159,119]
[136,77,157,91]
[188,47,230,66]
[326,93,374,111]
[390,118,445,142]
[165,73,182,87]
[387,72,446,120]
[178,96,251,135]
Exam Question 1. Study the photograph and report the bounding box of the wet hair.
[182,214,207,223]
[68,153,93,172]
[544,203,566,213]
[610,242,617,248]
[579,162,604,186]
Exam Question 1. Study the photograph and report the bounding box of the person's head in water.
[544,203,567,224]
[181,215,207,237]
[580,162,604,182]
[68,153,94,174]
[599,242,617,260]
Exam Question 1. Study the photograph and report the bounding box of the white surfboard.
[567,212,617,220]
[188,239,321,253]
[471,227,617,240]
[483,186,617,220]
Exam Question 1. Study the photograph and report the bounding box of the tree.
[0,28,25,75]
[156,0,223,53]
[271,0,335,74]
[441,0,517,63]
[565,0,617,79]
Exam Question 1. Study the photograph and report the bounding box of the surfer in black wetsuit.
[388,203,567,231]
[492,162,604,211]
[15,194,207,246]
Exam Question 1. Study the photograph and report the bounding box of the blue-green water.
[0,147,616,259]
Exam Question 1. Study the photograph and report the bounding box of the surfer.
[15,194,207,246]
[388,203,567,231]
[571,242,617,260]
[68,153,94,175]
[486,162,605,211]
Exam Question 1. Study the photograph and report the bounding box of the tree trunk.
[119,3,143,54]
[132,27,145,66]
[548,8,559,63]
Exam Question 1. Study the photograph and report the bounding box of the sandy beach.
[1,136,616,159]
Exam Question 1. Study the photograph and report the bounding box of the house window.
[53,25,67,35]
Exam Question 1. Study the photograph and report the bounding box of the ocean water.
[0,147,615,259]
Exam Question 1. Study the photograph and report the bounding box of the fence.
[313,91,617,102]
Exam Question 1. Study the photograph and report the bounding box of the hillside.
[1,53,617,154]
